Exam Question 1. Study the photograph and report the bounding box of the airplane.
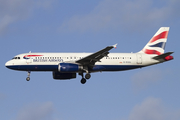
[5,27,174,84]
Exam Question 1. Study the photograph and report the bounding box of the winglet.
[113,44,117,48]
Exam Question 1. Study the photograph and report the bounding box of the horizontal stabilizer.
[152,52,174,60]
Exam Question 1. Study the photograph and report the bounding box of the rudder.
[139,27,169,55]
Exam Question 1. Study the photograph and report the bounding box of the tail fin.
[139,27,169,55]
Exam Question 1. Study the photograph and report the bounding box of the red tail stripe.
[150,31,168,43]
[143,49,162,55]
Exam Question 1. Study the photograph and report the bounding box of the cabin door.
[136,54,142,64]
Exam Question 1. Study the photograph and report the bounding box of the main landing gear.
[79,72,91,84]
[26,71,31,81]
[85,73,91,79]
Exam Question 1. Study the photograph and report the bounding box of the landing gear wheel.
[81,78,86,84]
[26,71,31,81]
[26,77,30,81]
[85,73,91,79]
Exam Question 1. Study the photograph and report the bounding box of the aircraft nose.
[5,60,20,70]
[5,61,9,67]
[5,61,12,68]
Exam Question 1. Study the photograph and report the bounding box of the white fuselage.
[5,52,161,72]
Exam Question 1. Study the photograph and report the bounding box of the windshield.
[12,57,20,59]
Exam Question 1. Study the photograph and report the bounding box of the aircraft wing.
[76,44,117,66]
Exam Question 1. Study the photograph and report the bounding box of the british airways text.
[33,59,63,62]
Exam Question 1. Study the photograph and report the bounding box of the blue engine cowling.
[58,63,80,72]
[53,71,76,80]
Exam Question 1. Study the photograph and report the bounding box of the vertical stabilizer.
[139,27,169,55]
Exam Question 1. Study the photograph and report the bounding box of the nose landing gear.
[26,71,31,81]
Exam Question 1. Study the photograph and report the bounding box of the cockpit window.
[12,57,20,59]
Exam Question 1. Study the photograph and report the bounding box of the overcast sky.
[1,0,180,120]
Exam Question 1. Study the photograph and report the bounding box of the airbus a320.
[5,27,174,84]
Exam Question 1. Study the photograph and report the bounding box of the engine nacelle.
[53,71,76,80]
[58,63,81,72]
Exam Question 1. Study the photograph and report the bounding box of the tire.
[26,77,30,81]
[85,73,91,79]
[81,78,86,84]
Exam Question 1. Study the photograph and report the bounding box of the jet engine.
[58,63,81,72]
[53,71,76,80]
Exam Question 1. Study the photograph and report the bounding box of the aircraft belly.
[91,65,143,72]
[7,65,58,71]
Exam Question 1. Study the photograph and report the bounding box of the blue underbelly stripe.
[6,65,58,71]
[6,65,143,72]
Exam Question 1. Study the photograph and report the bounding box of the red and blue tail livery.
[5,27,173,84]
[140,27,169,55]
